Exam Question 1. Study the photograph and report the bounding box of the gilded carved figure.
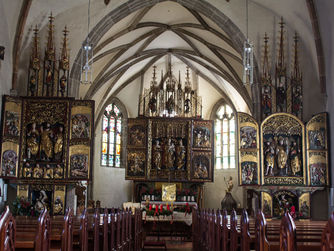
[40,123,53,160]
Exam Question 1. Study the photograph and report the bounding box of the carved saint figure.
[264,141,275,176]
[54,164,64,179]
[176,139,186,170]
[44,164,53,179]
[54,196,64,215]
[40,123,53,160]
[23,162,32,178]
[164,138,175,169]
[59,75,67,97]
[27,122,39,159]
[152,140,161,170]
[276,137,288,175]
[54,126,63,160]
[33,164,43,178]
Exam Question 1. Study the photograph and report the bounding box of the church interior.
[0,0,334,250]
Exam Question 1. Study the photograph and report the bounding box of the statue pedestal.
[221,192,237,212]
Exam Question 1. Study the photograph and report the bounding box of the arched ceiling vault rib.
[95,21,236,57]
[172,30,201,56]
[94,54,165,124]
[93,27,166,84]
[86,52,160,98]
[174,52,250,106]
[93,44,129,63]
[93,25,241,93]
[210,48,242,84]
[185,7,237,51]
[174,54,251,112]
[89,47,243,99]
[174,27,241,63]
[94,67,128,110]
[175,52,240,91]
[129,6,153,29]
[94,6,153,54]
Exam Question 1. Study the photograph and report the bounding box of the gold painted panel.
[17,185,29,199]
[162,183,176,202]
[191,151,212,182]
[128,118,147,148]
[126,149,146,180]
[238,112,260,185]
[69,145,90,179]
[1,142,19,177]
[261,192,272,218]
[53,185,66,215]
[306,113,328,186]
[2,96,22,142]
[70,103,93,140]
[299,192,310,219]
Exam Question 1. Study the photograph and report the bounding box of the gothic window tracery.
[101,103,123,167]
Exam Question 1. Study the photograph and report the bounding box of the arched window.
[214,103,236,169]
[101,103,123,167]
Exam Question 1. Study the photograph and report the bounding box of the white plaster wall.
[316,0,334,215]
[92,119,132,208]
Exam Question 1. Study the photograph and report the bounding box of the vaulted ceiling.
[3,0,328,120]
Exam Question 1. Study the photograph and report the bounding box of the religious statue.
[262,85,272,117]
[290,141,301,176]
[276,80,286,112]
[59,75,67,97]
[54,126,63,160]
[163,138,175,169]
[194,160,208,179]
[152,139,162,170]
[54,196,64,215]
[54,164,64,179]
[40,123,53,160]
[176,139,186,170]
[276,137,288,175]
[29,74,37,96]
[33,164,43,178]
[45,61,53,96]
[43,164,53,179]
[221,176,237,212]
[225,176,233,193]
[264,141,275,176]
[35,190,49,213]
[26,122,39,159]
[23,162,32,178]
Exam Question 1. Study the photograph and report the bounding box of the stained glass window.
[101,103,123,167]
[215,104,236,169]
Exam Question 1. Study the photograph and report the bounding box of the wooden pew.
[60,208,73,251]
[230,209,240,251]
[241,209,251,251]
[0,206,16,251]
[78,209,88,251]
[255,210,270,251]
[221,209,229,251]
[321,212,334,251]
[280,211,297,251]
[15,209,51,251]
[35,209,51,251]
[92,208,100,251]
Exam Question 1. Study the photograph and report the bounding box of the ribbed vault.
[70,0,258,121]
